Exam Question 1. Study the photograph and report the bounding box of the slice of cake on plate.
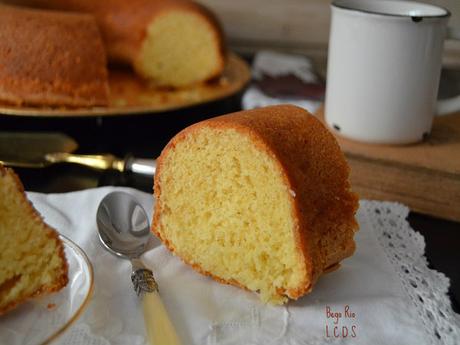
[0,166,68,315]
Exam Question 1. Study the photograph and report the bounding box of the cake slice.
[152,105,359,304]
[9,0,226,87]
[0,166,68,315]
[0,4,109,107]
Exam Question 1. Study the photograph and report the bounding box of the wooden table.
[315,107,460,223]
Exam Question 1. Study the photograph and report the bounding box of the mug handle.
[437,27,460,115]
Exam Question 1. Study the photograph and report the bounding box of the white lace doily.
[363,201,460,345]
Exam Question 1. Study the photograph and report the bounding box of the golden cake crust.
[0,166,68,315]
[0,4,109,107]
[153,105,359,301]
[10,0,227,85]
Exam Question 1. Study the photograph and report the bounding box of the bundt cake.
[0,4,109,107]
[10,0,226,87]
[152,104,359,304]
[0,166,68,315]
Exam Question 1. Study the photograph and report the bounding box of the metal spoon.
[96,191,181,345]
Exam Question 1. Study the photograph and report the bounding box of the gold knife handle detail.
[45,152,125,172]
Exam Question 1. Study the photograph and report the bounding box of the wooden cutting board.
[315,107,460,222]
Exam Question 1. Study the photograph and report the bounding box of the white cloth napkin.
[242,50,322,113]
[23,187,459,345]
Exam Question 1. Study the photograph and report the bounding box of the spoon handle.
[143,291,182,345]
[131,259,182,345]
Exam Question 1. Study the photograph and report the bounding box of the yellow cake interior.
[137,10,222,87]
[0,170,67,314]
[156,127,307,303]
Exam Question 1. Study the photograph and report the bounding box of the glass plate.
[0,235,94,345]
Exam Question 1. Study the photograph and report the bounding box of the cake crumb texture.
[0,166,68,315]
[153,104,359,304]
[137,5,225,87]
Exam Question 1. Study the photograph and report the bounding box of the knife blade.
[0,132,78,168]
[0,132,156,176]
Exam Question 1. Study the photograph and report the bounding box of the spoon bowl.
[96,191,151,259]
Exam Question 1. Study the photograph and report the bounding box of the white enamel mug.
[325,0,451,144]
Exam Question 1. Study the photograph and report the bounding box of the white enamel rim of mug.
[330,0,460,116]
[332,0,450,19]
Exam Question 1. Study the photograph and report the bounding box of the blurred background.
[198,0,460,74]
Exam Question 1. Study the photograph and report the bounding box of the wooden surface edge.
[314,106,460,222]
[346,153,460,222]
